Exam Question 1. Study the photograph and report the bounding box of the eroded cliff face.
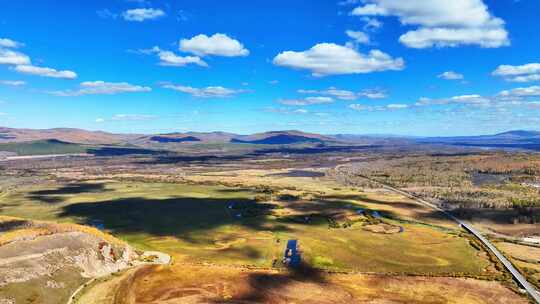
[0,217,138,304]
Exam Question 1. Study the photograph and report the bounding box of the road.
[338,169,540,304]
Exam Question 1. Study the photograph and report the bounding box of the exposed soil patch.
[363,223,403,234]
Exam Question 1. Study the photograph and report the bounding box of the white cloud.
[278,96,334,106]
[14,65,77,79]
[51,81,151,96]
[162,84,246,98]
[349,104,368,111]
[0,38,22,48]
[349,103,407,111]
[0,80,26,86]
[97,9,118,19]
[449,94,489,104]
[122,8,165,22]
[96,114,157,123]
[386,103,408,109]
[362,17,383,31]
[179,33,249,57]
[416,94,490,106]
[352,0,509,48]
[111,114,157,121]
[0,49,31,65]
[139,46,207,67]
[156,50,206,67]
[359,88,387,99]
[273,43,404,77]
[492,63,540,82]
[0,38,77,79]
[264,107,310,115]
[269,80,279,85]
[338,0,361,5]
[499,85,540,97]
[399,27,509,49]
[346,30,370,44]
[298,88,355,100]
[438,71,464,80]
[298,87,387,100]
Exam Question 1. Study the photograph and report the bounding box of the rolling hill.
[0,139,89,155]
[231,130,337,145]
[0,127,138,145]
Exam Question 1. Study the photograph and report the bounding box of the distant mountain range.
[0,128,341,147]
[1,127,539,153]
[416,130,540,148]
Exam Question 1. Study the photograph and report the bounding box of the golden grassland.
[0,175,490,275]
[75,264,527,304]
[0,215,125,247]
[1,169,527,304]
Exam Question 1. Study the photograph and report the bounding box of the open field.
[0,147,536,303]
[340,152,540,237]
[76,264,527,304]
[0,179,490,274]
[495,241,540,290]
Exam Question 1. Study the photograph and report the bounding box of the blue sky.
[0,0,539,136]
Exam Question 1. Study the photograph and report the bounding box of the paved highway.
[339,169,540,303]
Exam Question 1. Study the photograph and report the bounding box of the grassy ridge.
[0,139,162,156]
[0,139,89,155]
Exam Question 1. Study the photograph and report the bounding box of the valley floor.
[0,154,536,303]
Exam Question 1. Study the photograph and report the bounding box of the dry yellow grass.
[495,241,540,262]
[0,215,126,247]
[76,264,527,304]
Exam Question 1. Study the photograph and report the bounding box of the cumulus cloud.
[273,43,404,77]
[338,0,361,5]
[0,38,77,79]
[162,84,246,98]
[416,94,490,106]
[0,38,22,48]
[438,71,464,80]
[50,81,151,96]
[346,30,370,44]
[0,80,26,86]
[0,49,31,65]
[386,103,409,109]
[122,8,165,22]
[278,96,334,106]
[14,65,77,79]
[265,107,310,115]
[358,88,388,99]
[415,87,540,112]
[351,0,509,48]
[138,46,207,67]
[349,103,408,111]
[499,85,540,97]
[179,33,249,57]
[97,9,118,19]
[492,63,540,82]
[297,87,387,100]
[362,17,383,31]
